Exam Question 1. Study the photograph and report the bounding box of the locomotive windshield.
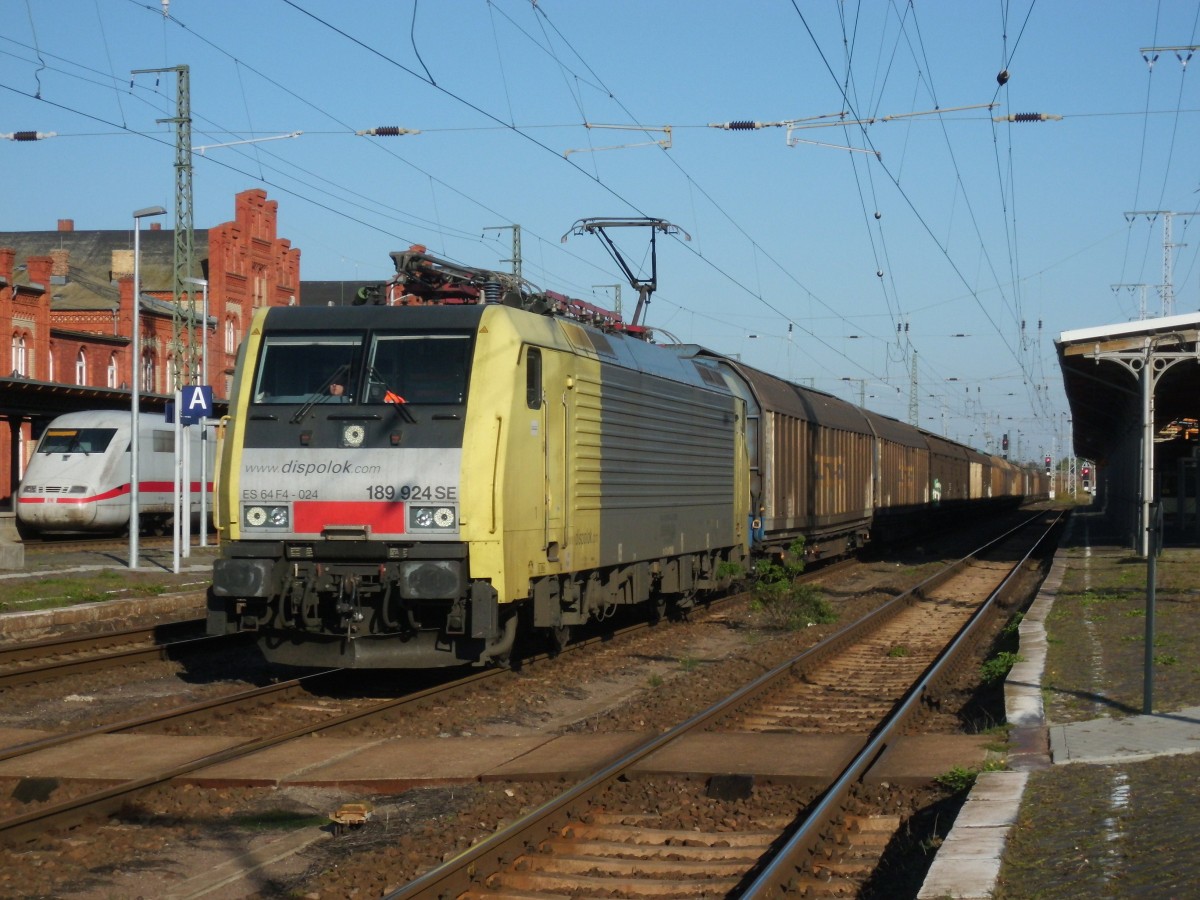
[37,428,116,454]
[365,334,472,405]
[252,335,363,404]
[251,331,473,406]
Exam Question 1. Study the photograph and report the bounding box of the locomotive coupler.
[335,575,365,635]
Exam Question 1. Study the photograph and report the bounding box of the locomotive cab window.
[253,335,363,404]
[38,428,116,454]
[364,334,472,405]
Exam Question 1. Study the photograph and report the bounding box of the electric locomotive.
[208,247,749,667]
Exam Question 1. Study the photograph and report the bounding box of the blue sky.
[3,1,1199,463]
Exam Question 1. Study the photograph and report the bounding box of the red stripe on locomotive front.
[291,501,407,534]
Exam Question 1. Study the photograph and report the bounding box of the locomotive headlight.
[409,505,456,530]
[244,505,289,529]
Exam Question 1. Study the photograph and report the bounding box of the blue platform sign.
[166,385,214,425]
[182,385,215,419]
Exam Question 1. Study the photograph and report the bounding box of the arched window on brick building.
[142,349,155,395]
[225,317,236,353]
[11,334,26,377]
[75,347,87,386]
[107,353,118,388]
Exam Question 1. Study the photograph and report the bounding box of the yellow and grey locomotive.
[207,247,750,667]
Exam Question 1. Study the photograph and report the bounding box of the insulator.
[996,69,1010,86]
[11,131,41,141]
[1014,113,1042,122]
[357,125,420,136]
[483,281,502,303]
[726,121,758,130]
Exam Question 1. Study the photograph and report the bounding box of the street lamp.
[130,205,167,569]
[181,276,210,547]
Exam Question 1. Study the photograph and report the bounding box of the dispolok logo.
[245,458,382,476]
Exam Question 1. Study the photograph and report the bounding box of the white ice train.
[17,409,215,536]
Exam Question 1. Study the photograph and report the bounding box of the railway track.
[18,534,179,553]
[0,594,750,846]
[0,514,1045,895]
[0,618,208,689]
[386,510,1063,899]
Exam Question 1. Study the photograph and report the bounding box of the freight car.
[206,246,1044,668]
[17,409,214,535]
[668,349,1038,556]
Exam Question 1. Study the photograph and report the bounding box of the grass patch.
[749,538,837,631]
[935,758,1008,792]
[0,571,174,612]
[980,651,1023,685]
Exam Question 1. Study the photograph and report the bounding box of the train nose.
[18,486,99,531]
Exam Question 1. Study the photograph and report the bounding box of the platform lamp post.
[129,205,167,569]
[182,276,209,547]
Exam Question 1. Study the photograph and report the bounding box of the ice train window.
[253,335,363,404]
[365,334,472,405]
[38,428,116,454]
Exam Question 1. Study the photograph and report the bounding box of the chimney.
[111,249,134,280]
[49,248,69,279]
[57,219,74,232]
[0,248,14,283]
[26,255,53,287]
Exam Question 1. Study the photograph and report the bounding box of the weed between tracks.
[748,538,837,631]
[0,571,170,612]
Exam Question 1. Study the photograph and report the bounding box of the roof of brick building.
[0,228,208,312]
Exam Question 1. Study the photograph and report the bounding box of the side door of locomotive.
[526,344,566,564]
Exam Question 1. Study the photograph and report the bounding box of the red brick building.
[0,188,300,505]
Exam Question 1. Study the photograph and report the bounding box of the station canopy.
[1057,312,1200,465]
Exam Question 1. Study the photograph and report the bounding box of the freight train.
[17,409,214,536]
[206,246,1047,668]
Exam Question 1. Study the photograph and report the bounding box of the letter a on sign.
[181,385,214,420]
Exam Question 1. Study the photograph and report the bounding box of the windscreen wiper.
[289,363,350,424]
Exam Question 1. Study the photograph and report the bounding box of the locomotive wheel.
[671,590,697,621]
[650,597,668,624]
[549,624,571,655]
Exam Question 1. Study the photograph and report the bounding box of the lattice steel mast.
[132,64,195,389]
